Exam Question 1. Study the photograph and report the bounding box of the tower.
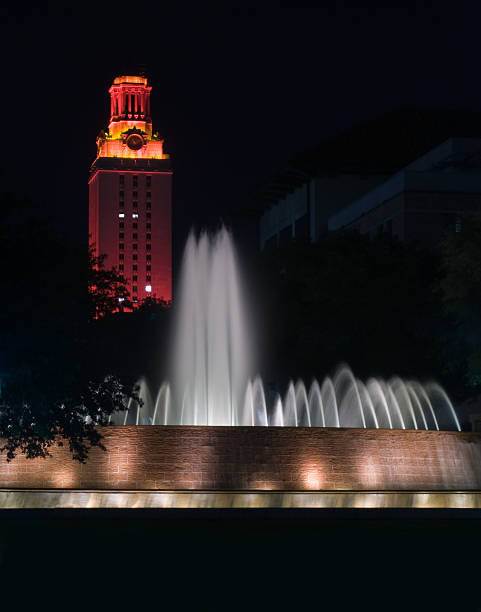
[89,75,172,305]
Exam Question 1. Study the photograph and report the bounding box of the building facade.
[256,110,481,250]
[329,138,481,244]
[89,75,172,305]
[259,172,387,249]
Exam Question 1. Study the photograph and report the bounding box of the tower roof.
[112,75,148,86]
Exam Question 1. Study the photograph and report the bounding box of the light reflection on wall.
[358,456,380,489]
[301,463,325,490]
[247,480,276,491]
[49,468,77,489]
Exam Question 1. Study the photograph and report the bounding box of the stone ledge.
[1,489,481,509]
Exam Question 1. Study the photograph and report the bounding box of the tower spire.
[94,74,168,160]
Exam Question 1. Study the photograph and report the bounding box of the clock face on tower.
[126,133,144,150]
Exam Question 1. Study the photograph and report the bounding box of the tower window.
[146,265,151,271]
[133,201,138,209]
[119,222,124,229]
[146,254,151,261]
[145,285,152,293]
[119,232,124,239]
[119,264,124,271]
[133,176,138,188]
[146,223,151,230]
[146,212,151,219]
[119,201,124,208]
[119,254,124,260]
[118,213,125,218]
[133,254,138,261]
[146,233,151,240]
[133,233,138,240]
[133,191,138,198]
[133,222,138,229]
[146,177,151,187]
[133,244,138,250]
[133,275,138,282]
[119,243,124,250]
[146,275,151,283]
[146,192,151,199]
[133,264,138,271]
[132,213,139,219]
[119,191,124,198]
[146,202,151,210]
[146,244,151,250]
[119,176,124,185]
[133,286,138,293]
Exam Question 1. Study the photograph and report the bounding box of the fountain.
[111,227,460,431]
[3,229,480,510]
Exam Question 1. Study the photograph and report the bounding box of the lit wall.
[1,427,481,491]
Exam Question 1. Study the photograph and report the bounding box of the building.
[259,169,387,249]
[329,138,481,243]
[89,75,172,305]
[256,109,481,249]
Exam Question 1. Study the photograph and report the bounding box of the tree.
[0,373,133,462]
[0,191,139,461]
[257,232,452,391]
[438,213,481,389]
[88,248,131,319]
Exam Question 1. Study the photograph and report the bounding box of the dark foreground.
[0,509,480,609]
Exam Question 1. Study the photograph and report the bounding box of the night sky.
[3,2,481,262]
[3,3,481,576]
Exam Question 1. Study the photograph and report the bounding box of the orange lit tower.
[89,75,172,305]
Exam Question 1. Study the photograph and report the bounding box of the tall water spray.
[112,228,460,431]
[171,227,251,425]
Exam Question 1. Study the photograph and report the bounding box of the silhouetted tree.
[0,192,138,461]
[88,248,131,319]
[258,232,457,393]
[438,213,481,388]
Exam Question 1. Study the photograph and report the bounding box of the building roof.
[245,108,481,215]
[292,108,481,174]
[328,137,481,230]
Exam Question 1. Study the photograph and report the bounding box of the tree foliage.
[258,232,460,393]
[438,213,481,388]
[0,192,138,461]
[88,249,131,319]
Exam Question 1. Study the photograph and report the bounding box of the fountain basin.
[1,426,481,492]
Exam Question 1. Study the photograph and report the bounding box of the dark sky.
[2,1,481,260]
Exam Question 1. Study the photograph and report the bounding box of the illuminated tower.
[89,75,172,305]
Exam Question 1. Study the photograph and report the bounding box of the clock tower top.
[95,75,168,161]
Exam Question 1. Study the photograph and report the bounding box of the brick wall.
[1,426,481,491]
